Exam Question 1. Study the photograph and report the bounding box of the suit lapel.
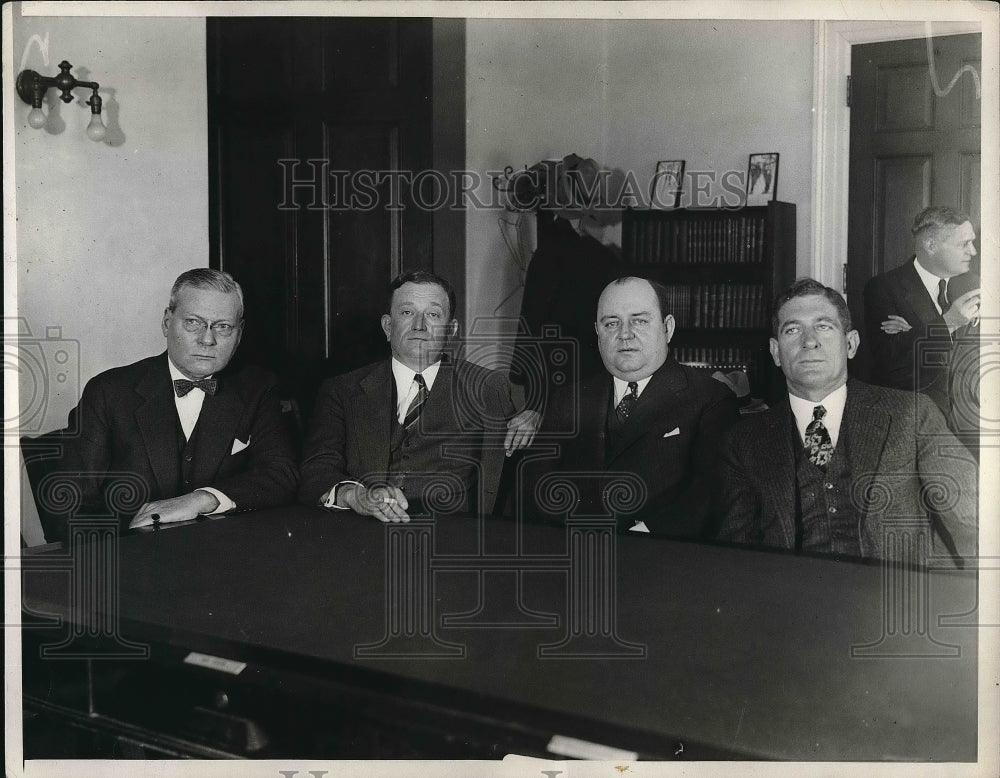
[355,362,394,474]
[901,262,944,326]
[133,354,181,498]
[578,375,611,466]
[193,377,244,487]
[607,359,684,463]
[760,402,798,542]
[420,360,455,432]
[842,380,891,521]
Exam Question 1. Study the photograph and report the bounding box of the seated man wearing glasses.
[57,268,297,540]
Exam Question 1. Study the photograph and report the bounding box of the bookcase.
[621,201,796,401]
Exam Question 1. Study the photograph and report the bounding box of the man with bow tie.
[527,276,740,537]
[717,279,977,565]
[60,269,297,539]
[298,270,539,522]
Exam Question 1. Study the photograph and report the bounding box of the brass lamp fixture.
[16,60,106,141]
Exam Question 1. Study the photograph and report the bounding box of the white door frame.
[810,20,982,293]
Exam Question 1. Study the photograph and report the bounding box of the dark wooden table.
[21,507,978,760]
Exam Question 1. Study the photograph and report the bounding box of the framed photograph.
[746,153,779,205]
[650,159,686,208]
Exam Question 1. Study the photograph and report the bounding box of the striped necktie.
[403,373,429,429]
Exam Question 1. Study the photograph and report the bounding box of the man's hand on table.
[340,483,411,523]
[130,490,221,529]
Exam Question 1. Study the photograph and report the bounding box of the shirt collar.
[390,357,441,394]
[913,257,947,312]
[167,357,213,383]
[788,383,848,448]
[612,375,653,405]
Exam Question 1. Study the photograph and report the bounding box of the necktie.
[616,381,639,421]
[402,374,429,429]
[937,278,949,312]
[804,404,834,467]
[173,378,218,397]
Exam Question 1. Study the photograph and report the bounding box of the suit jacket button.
[185,455,194,462]
[828,506,837,514]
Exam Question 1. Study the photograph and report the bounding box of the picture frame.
[650,159,686,209]
[746,153,779,205]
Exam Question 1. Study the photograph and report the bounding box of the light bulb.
[27,106,46,129]
[86,112,106,142]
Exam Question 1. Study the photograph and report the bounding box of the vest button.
[828,506,837,514]
[184,478,192,485]
[185,455,194,462]
[825,483,834,490]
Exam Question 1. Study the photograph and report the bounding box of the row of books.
[672,345,755,369]
[625,214,768,265]
[662,283,770,329]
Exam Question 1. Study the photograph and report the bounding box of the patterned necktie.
[937,278,949,312]
[616,381,639,421]
[173,378,218,397]
[402,373,429,429]
[804,404,834,467]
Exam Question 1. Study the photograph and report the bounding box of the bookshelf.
[621,201,796,401]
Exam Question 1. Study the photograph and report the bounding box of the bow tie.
[173,378,218,397]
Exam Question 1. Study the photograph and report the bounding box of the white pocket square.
[662,427,681,438]
[231,437,250,455]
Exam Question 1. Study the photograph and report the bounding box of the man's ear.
[380,314,392,341]
[663,314,675,344]
[846,329,860,359]
[162,308,171,337]
[446,319,459,338]
[769,337,781,367]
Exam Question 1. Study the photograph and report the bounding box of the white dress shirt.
[391,358,442,423]
[612,375,653,406]
[788,383,848,449]
[913,257,948,315]
[167,358,234,513]
[323,358,444,509]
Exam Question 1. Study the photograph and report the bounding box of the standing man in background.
[863,206,980,412]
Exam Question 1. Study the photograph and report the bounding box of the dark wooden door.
[208,18,434,410]
[846,33,981,374]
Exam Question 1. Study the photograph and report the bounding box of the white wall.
[12,13,209,435]
[466,18,814,339]
[10,12,208,543]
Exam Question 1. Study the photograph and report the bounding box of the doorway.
[845,33,981,374]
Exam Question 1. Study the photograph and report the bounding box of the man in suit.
[717,279,977,565]
[299,270,539,522]
[61,269,298,541]
[527,276,741,537]
[863,206,981,411]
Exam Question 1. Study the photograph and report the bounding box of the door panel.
[873,155,931,275]
[846,33,981,376]
[208,18,434,412]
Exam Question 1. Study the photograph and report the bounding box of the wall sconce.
[16,60,106,141]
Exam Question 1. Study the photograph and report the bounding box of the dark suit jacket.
[863,261,968,411]
[716,379,977,566]
[59,353,297,540]
[298,358,516,514]
[527,356,741,537]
